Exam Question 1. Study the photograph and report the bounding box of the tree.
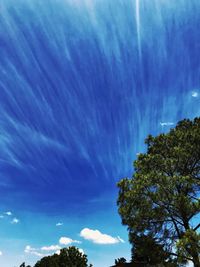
[58,246,89,267]
[117,118,200,266]
[34,254,59,267]
[19,263,31,267]
[130,233,180,266]
[115,257,127,265]
[34,246,92,267]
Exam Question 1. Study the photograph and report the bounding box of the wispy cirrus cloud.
[80,228,124,245]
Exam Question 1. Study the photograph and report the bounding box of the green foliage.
[131,234,169,265]
[34,246,92,267]
[117,118,200,266]
[34,253,59,267]
[58,246,89,267]
[176,230,200,263]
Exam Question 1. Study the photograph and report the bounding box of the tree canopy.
[34,246,92,267]
[117,118,200,266]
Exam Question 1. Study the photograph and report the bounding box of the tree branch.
[169,252,193,262]
[193,223,200,231]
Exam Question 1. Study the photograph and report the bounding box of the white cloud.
[41,245,61,251]
[160,122,174,127]
[25,242,83,258]
[11,218,19,224]
[192,91,198,98]
[0,251,2,256]
[25,241,85,259]
[25,245,46,257]
[56,222,63,226]
[5,211,12,216]
[59,237,81,245]
[25,245,37,253]
[80,228,124,245]
[0,215,4,219]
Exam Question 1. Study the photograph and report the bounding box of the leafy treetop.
[118,118,200,267]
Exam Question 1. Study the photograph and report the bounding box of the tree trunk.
[193,260,200,267]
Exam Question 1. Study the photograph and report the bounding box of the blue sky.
[0,0,200,266]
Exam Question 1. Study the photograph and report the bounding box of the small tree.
[58,246,89,267]
[34,246,92,267]
[34,254,59,267]
[117,118,200,266]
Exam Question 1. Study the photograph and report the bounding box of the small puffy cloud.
[160,122,174,127]
[80,228,124,245]
[41,245,61,251]
[11,218,19,224]
[192,91,199,98]
[25,245,37,253]
[59,237,81,245]
[56,222,63,226]
[5,211,12,216]
[0,251,2,256]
